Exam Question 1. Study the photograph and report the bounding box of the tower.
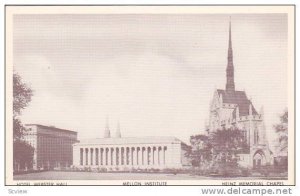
[104,115,111,138]
[226,19,235,91]
[116,120,121,138]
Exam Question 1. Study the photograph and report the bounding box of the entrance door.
[253,151,265,169]
[257,159,261,167]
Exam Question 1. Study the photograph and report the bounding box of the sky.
[13,14,288,147]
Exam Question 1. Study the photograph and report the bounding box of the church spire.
[115,120,121,138]
[226,18,235,91]
[104,115,111,138]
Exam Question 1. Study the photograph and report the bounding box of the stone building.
[24,124,78,170]
[207,21,273,168]
[72,120,190,170]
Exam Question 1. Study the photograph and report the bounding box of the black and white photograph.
[5,5,295,186]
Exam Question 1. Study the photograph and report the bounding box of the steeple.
[115,120,121,138]
[226,18,235,91]
[104,115,111,138]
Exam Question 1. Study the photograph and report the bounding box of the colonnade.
[79,146,168,167]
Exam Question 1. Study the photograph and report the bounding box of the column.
[83,148,86,166]
[121,148,124,165]
[142,147,146,166]
[112,148,116,166]
[164,146,166,165]
[107,148,111,166]
[86,148,89,166]
[157,147,160,165]
[118,148,122,166]
[80,148,83,166]
[105,148,107,166]
[104,148,107,166]
[95,148,99,166]
[137,147,142,166]
[90,148,94,166]
[158,147,162,165]
[151,147,154,166]
[125,147,129,165]
[132,147,136,166]
[128,147,132,165]
[153,147,157,166]
[99,148,103,166]
[115,147,118,166]
[101,148,104,166]
[110,148,115,166]
[119,148,122,165]
[147,147,152,166]
[94,148,96,165]
[115,148,118,166]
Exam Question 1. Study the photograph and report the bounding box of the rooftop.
[217,89,258,116]
[25,124,77,134]
[75,136,184,146]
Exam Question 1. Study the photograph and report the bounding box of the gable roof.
[216,89,258,116]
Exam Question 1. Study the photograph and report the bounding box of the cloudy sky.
[13,14,287,146]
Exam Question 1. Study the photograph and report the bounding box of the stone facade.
[72,137,190,170]
[207,21,273,168]
[24,124,78,170]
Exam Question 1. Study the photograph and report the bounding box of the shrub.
[240,168,250,177]
[100,167,108,173]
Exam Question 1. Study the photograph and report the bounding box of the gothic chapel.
[208,21,273,168]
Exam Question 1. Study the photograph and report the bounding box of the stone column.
[153,147,157,166]
[119,148,122,166]
[158,147,161,165]
[119,147,122,166]
[101,148,104,166]
[110,148,113,166]
[115,148,118,166]
[110,148,114,166]
[107,148,111,166]
[125,147,128,165]
[137,147,142,166]
[132,147,136,166]
[142,148,146,166]
[80,148,83,166]
[115,147,118,166]
[118,147,122,165]
[104,148,107,166]
[99,148,102,166]
[163,146,167,165]
[95,148,99,166]
[91,148,94,166]
[128,147,132,165]
[121,148,124,165]
[86,148,89,166]
[148,147,152,166]
[81,148,84,166]
[94,148,96,166]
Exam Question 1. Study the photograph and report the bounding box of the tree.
[13,72,34,171]
[208,127,248,176]
[274,109,288,154]
[188,134,212,167]
[188,127,249,176]
[13,72,33,139]
[13,72,33,115]
[13,140,34,171]
[210,127,249,160]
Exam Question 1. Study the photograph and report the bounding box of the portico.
[73,137,189,169]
